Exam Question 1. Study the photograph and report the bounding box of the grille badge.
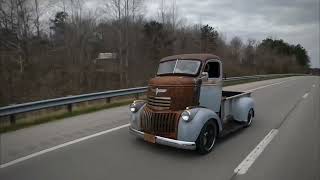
[151,88,167,95]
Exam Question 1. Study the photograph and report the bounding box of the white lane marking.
[0,124,130,169]
[0,77,296,168]
[234,129,279,175]
[246,79,295,92]
[302,93,309,99]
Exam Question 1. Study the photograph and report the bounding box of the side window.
[204,61,220,78]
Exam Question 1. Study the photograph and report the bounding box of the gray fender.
[129,104,146,130]
[232,97,255,122]
[177,108,222,142]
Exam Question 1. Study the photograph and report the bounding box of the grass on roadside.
[0,75,296,134]
[0,99,136,134]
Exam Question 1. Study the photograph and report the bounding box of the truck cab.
[129,54,254,154]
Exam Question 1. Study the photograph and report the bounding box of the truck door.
[199,60,222,112]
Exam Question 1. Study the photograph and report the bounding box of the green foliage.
[258,38,310,67]
[294,44,310,67]
[143,21,175,61]
[200,24,219,52]
[50,11,69,43]
[144,21,163,37]
[50,11,69,28]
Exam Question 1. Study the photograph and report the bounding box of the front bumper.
[129,126,196,150]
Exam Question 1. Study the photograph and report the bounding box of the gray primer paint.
[177,108,221,142]
[231,97,255,122]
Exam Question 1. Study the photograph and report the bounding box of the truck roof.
[160,53,220,62]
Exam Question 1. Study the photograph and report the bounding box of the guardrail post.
[106,97,111,103]
[67,104,73,113]
[10,115,16,125]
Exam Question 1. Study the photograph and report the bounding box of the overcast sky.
[143,0,319,68]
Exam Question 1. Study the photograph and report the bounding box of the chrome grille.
[141,107,177,134]
[147,96,171,110]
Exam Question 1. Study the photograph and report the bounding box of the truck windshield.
[157,60,201,75]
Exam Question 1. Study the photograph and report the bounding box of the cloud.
[146,0,320,67]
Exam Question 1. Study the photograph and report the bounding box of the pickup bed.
[220,91,253,136]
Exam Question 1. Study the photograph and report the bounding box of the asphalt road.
[0,76,319,180]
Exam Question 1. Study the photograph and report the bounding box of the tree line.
[0,0,310,106]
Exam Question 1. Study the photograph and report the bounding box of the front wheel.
[196,120,217,154]
[244,109,254,128]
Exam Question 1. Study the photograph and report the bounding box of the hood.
[147,76,201,111]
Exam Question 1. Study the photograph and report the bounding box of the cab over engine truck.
[129,54,255,154]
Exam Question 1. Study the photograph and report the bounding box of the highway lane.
[0,102,131,164]
[0,76,318,180]
[235,76,320,180]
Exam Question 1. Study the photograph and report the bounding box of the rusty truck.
[129,54,255,154]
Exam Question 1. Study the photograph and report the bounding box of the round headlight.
[181,110,191,121]
[129,100,145,113]
[130,107,136,112]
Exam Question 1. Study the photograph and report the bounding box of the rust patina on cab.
[141,54,220,139]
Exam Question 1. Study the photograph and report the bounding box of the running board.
[219,120,246,137]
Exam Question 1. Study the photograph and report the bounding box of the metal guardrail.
[223,74,297,81]
[0,87,147,124]
[0,74,299,124]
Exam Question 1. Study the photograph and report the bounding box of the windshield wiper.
[173,59,179,74]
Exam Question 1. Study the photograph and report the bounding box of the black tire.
[244,109,254,128]
[196,120,217,154]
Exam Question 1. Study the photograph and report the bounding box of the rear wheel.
[244,109,254,127]
[196,120,217,154]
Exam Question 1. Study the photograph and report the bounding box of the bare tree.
[242,38,256,66]
[103,0,144,87]
[33,0,40,37]
[230,36,243,62]
[169,0,177,31]
[157,0,180,31]
[0,0,34,67]
[130,0,144,21]
[105,0,125,86]
[158,0,166,24]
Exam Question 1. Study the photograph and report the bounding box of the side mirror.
[201,72,208,81]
